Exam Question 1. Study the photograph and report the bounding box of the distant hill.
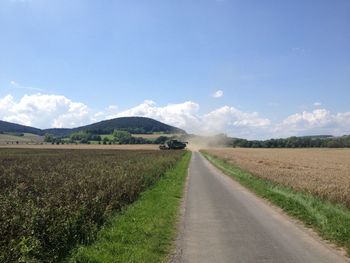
[74,117,185,134]
[0,120,42,135]
[0,117,186,137]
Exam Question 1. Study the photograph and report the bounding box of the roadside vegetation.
[201,150,350,255]
[0,149,185,262]
[205,148,350,207]
[68,151,191,263]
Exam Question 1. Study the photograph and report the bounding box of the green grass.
[201,151,350,255]
[67,151,191,263]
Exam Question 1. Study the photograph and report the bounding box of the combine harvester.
[159,139,188,150]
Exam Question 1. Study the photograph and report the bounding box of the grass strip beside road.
[67,151,191,263]
[201,151,350,255]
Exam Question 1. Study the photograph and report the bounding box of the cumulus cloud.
[117,101,349,138]
[275,109,350,137]
[313,102,322,107]
[0,93,349,139]
[116,100,270,137]
[212,90,223,98]
[0,94,93,128]
[202,106,271,137]
[116,100,202,131]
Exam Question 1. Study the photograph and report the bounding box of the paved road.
[176,152,348,263]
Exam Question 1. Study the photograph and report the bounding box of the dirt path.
[174,151,349,263]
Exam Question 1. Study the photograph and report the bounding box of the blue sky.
[0,0,349,139]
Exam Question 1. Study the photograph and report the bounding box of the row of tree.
[231,136,350,148]
[111,130,169,144]
[44,130,171,145]
[112,130,150,144]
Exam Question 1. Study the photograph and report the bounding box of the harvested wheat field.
[205,148,350,208]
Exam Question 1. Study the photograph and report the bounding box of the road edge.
[166,151,193,263]
[201,150,350,260]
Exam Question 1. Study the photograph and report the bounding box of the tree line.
[44,130,170,145]
[231,135,350,148]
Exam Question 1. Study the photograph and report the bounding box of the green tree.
[113,130,132,144]
[44,133,54,142]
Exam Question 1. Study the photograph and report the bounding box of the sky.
[0,0,349,139]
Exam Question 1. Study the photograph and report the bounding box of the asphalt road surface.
[175,151,348,263]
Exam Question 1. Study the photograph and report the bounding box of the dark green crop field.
[0,148,184,262]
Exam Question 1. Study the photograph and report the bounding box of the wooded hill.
[0,117,186,136]
[0,120,42,135]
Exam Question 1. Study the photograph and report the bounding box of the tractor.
[159,139,188,150]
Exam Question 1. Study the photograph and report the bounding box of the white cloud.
[118,104,350,138]
[313,102,322,107]
[0,94,93,128]
[0,95,15,111]
[202,106,270,136]
[212,90,223,98]
[282,109,331,127]
[275,109,350,137]
[0,93,349,139]
[116,100,270,137]
[116,100,202,131]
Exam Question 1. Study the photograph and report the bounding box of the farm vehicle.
[159,139,188,150]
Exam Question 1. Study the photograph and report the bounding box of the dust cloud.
[182,134,232,152]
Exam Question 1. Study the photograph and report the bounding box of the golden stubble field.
[205,148,350,208]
